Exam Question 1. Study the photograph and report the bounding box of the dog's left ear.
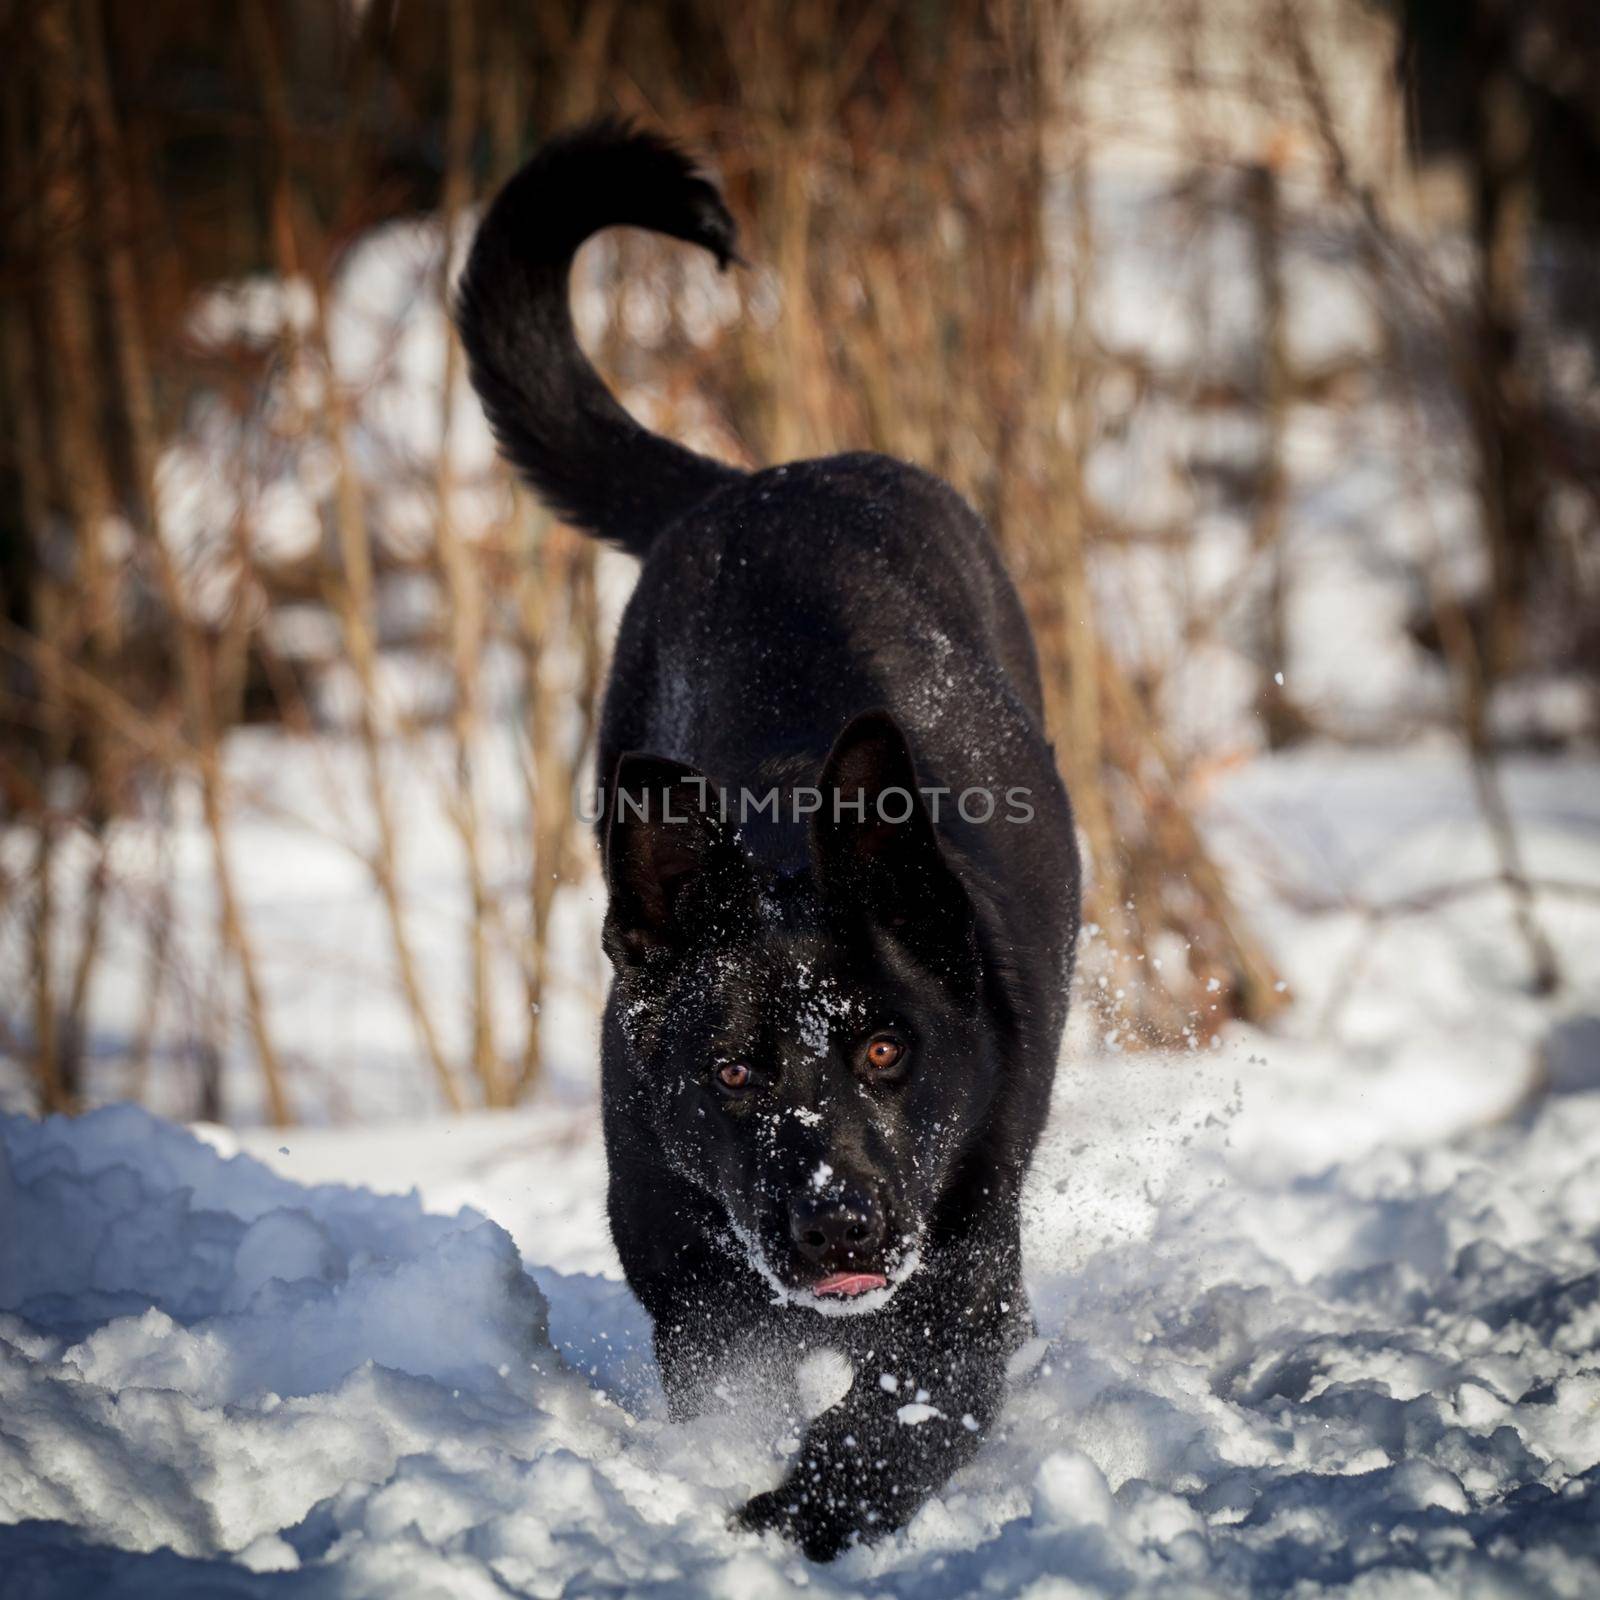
[603,752,743,967]
[813,710,978,986]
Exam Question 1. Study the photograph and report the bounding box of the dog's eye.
[717,1061,752,1092]
[863,1035,904,1073]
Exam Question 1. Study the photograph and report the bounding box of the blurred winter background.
[3,2,1600,1594]
[2,0,1597,1124]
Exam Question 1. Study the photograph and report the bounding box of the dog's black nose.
[790,1184,887,1268]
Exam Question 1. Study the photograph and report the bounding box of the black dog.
[457,120,1080,1560]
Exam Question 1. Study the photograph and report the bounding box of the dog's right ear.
[813,710,979,995]
[603,753,739,966]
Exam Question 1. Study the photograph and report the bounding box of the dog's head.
[602,711,1000,1315]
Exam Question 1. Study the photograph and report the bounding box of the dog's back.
[605,450,1077,1036]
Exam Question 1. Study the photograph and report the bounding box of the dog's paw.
[734,1487,856,1562]
[734,1486,795,1539]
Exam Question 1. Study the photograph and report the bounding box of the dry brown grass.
[3,0,1587,1118]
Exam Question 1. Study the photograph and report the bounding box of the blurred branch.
[1313,873,1593,1040]
[249,0,465,1113]
[1278,0,1561,996]
[432,0,503,1105]
[7,0,1590,1120]
[80,0,294,1123]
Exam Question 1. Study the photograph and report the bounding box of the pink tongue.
[813,1271,887,1297]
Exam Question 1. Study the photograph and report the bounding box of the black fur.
[458,120,1081,1560]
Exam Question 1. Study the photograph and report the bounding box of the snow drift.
[4,1069,1600,1597]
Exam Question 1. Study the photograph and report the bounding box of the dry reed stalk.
[1278,2,1560,997]
[23,0,128,1110]
[675,0,1285,1038]
[512,515,603,1100]
[60,829,109,1074]
[0,90,73,1113]
[512,515,569,1100]
[248,0,464,1113]
[27,826,68,1110]
[314,291,467,1115]
[431,0,505,1105]
[511,510,556,1094]
[34,0,119,668]
[1465,40,1539,682]
[491,23,613,1100]
[0,618,356,854]
[1386,391,1561,995]
[0,0,1337,1116]
[213,455,262,735]
[1025,2,1185,1038]
[1098,645,1285,1018]
[77,0,295,1123]
[1242,154,1306,748]
[723,0,858,464]
[126,775,175,1103]
[1029,0,1285,1034]
[1039,7,1130,935]
[534,0,620,126]
[482,42,555,1097]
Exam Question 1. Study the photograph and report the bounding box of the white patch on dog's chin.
[721,1214,924,1319]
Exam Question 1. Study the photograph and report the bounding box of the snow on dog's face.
[602,713,995,1312]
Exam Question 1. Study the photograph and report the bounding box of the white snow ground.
[4,748,1600,1597]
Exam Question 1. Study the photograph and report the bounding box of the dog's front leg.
[652,1304,778,1421]
[634,1258,786,1423]
[735,1306,1013,1560]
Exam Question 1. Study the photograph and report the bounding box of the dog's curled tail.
[455,119,745,557]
